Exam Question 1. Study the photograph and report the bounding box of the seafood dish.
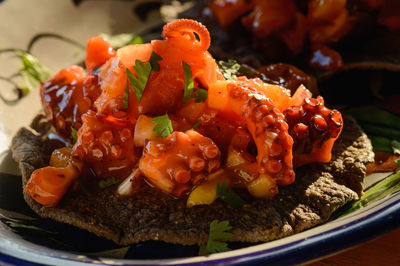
[201,0,400,71]
[11,19,374,247]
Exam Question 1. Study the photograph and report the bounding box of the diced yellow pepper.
[186,170,231,208]
[247,174,278,199]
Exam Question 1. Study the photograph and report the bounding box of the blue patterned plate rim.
[0,191,399,265]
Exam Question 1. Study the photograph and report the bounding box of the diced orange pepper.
[85,36,116,73]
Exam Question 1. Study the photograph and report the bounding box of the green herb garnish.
[100,33,144,49]
[216,182,246,208]
[206,219,233,254]
[123,82,130,109]
[98,177,121,189]
[182,61,194,104]
[192,119,201,130]
[346,106,400,131]
[368,136,393,154]
[346,105,400,154]
[149,51,162,72]
[125,51,162,103]
[15,50,51,92]
[126,60,152,103]
[340,171,400,217]
[129,35,144,45]
[182,62,208,103]
[217,59,251,81]
[152,114,173,138]
[193,88,208,103]
[70,126,78,143]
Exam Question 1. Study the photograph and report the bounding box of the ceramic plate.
[1,1,399,265]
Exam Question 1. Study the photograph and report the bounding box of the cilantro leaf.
[217,59,252,81]
[98,177,121,189]
[129,35,144,45]
[70,126,78,143]
[193,88,208,103]
[192,119,201,130]
[123,82,129,109]
[126,60,152,103]
[182,61,195,104]
[152,114,173,138]
[100,33,143,49]
[182,62,208,103]
[216,182,246,208]
[238,64,252,75]
[125,52,162,103]
[149,51,162,72]
[15,50,51,92]
[206,220,233,254]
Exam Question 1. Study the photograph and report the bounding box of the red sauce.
[309,45,343,71]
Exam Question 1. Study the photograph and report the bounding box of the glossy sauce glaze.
[26,19,344,207]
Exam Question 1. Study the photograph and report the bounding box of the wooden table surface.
[305,228,400,265]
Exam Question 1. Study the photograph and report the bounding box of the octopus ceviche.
[12,19,372,247]
[29,19,342,205]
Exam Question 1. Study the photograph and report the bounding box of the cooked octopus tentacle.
[24,147,83,207]
[40,65,100,140]
[73,110,138,179]
[162,19,211,52]
[208,79,295,196]
[284,95,343,167]
[139,129,221,197]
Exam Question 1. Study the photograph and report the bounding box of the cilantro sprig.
[217,59,252,81]
[15,50,52,92]
[149,51,162,72]
[182,61,208,104]
[123,82,130,109]
[126,61,151,103]
[152,114,173,138]
[193,88,208,103]
[182,61,195,103]
[192,119,201,130]
[100,33,144,49]
[70,126,78,143]
[206,219,233,253]
[125,51,162,106]
[216,182,246,208]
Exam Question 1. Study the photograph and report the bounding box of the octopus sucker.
[26,19,343,207]
[208,78,295,197]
